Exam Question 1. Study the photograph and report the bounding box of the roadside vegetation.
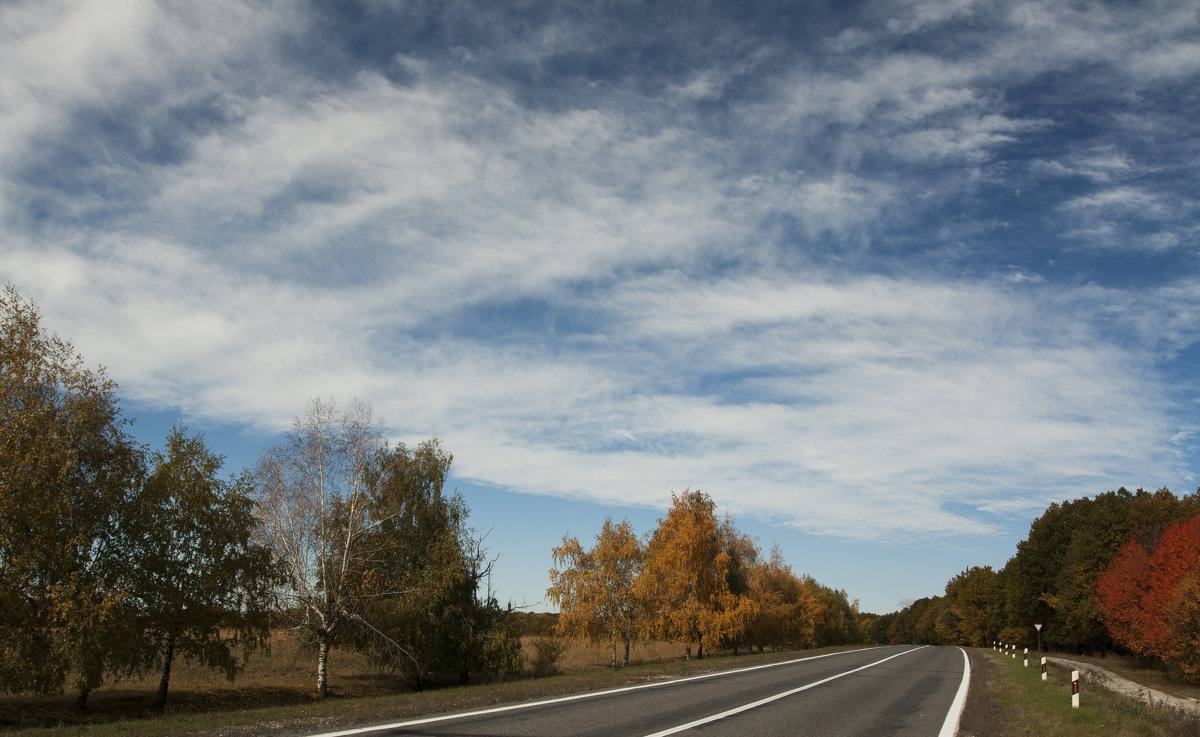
[960,648,1200,737]
[547,490,861,664]
[864,487,1200,684]
[1,286,524,712]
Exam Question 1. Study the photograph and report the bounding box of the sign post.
[1034,623,1043,653]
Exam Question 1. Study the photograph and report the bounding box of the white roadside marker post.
[1071,670,1080,708]
[1023,648,1029,667]
[1041,657,1047,681]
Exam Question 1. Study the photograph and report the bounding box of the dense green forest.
[862,487,1200,682]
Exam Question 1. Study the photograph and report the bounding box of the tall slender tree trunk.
[154,633,176,710]
[611,646,617,668]
[317,629,330,699]
[75,687,89,711]
[685,644,691,660]
[623,639,630,667]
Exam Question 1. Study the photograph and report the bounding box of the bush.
[528,637,571,678]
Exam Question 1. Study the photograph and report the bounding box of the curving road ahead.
[311,645,969,737]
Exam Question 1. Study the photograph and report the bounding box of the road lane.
[310,645,968,737]
[639,647,927,737]
[685,645,967,737]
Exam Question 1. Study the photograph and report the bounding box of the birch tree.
[636,490,756,659]
[548,518,645,667]
[746,546,817,651]
[253,396,384,698]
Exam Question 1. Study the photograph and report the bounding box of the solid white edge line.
[303,646,885,737]
[638,646,927,737]
[937,647,971,737]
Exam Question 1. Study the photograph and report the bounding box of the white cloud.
[1062,187,1166,216]
[398,274,1184,542]
[0,0,157,151]
[1031,147,1136,183]
[1,0,1197,551]
[1128,39,1200,80]
[883,0,981,37]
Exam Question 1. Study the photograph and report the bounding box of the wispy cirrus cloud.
[1,0,1198,553]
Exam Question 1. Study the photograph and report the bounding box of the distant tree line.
[0,285,520,708]
[862,487,1200,682]
[547,490,862,665]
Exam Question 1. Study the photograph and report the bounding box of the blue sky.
[2,0,1199,614]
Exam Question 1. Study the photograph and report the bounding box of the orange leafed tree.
[547,518,645,667]
[1164,572,1200,682]
[746,545,818,651]
[1096,514,1200,680]
[636,490,757,659]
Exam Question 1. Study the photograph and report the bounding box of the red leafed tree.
[1095,539,1155,655]
[1096,515,1200,679]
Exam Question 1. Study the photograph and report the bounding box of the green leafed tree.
[987,487,1200,653]
[353,440,521,687]
[352,439,461,685]
[1050,488,1200,652]
[944,566,995,647]
[0,285,144,705]
[124,426,279,709]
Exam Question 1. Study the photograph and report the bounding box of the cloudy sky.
[3,0,1199,613]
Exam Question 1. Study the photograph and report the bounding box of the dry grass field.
[0,631,705,731]
[540,637,691,672]
[0,631,403,729]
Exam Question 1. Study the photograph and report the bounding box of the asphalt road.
[313,645,969,737]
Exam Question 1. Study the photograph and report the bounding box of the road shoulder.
[1047,657,1200,716]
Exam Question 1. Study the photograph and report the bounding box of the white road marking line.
[639,646,928,737]
[937,647,971,737]
[304,646,884,737]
